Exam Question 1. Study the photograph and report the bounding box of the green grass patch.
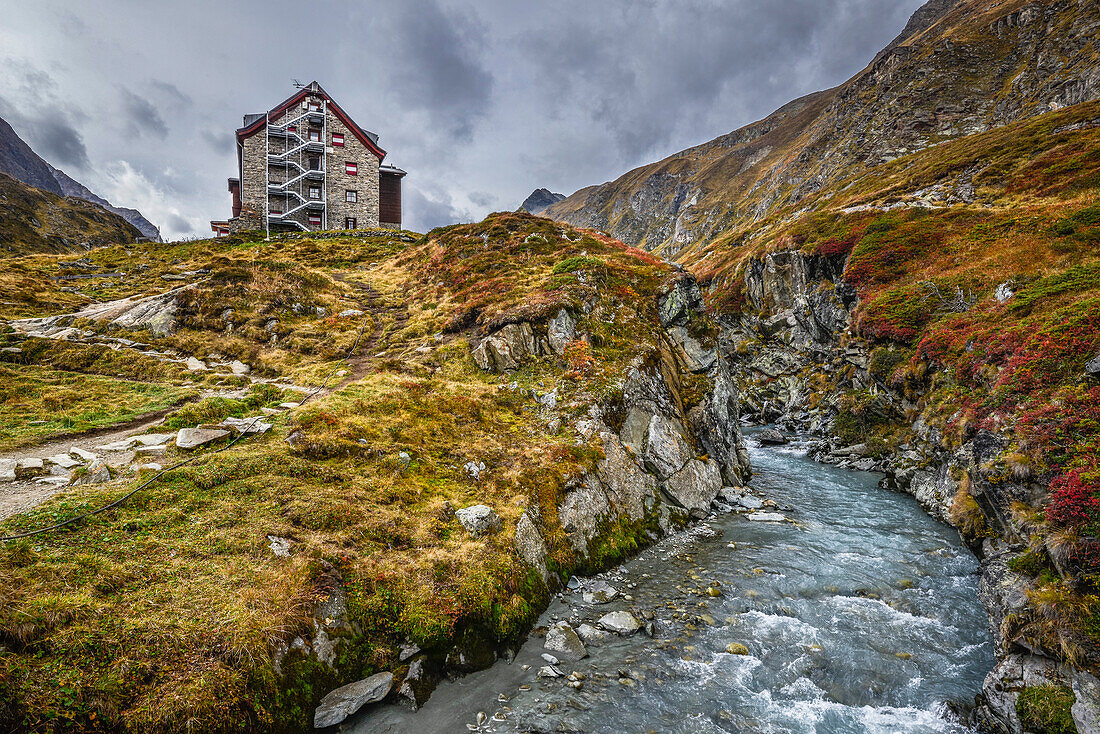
[0,364,195,451]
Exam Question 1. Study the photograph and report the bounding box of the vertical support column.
[321,97,328,231]
[265,111,270,241]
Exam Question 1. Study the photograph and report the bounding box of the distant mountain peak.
[0,115,161,242]
[519,188,566,215]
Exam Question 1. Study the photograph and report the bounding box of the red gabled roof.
[235,82,386,160]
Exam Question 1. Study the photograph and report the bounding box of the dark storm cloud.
[516,0,917,163]
[378,0,494,140]
[30,117,91,169]
[0,60,91,169]
[120,89,168,140]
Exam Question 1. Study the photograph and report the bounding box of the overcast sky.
[0,0,925,239]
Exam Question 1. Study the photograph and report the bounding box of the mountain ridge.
[0,115,161,242]
[544,0,1100,259]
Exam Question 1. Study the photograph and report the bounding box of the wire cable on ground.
[1,306,374,542]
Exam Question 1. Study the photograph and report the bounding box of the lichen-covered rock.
[666,325,717,373]
[688,358,750,485]
[1071,671,1100,734]
[547,309,576,355]
[514,512,549,579]
[642,414,692,479]
[472,322,539,371]
[455,504,502,537]
[313,672,393,728]
[559,473,614,553]
[597,435,657,521]
[658,275,705,328]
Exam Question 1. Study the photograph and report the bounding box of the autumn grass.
[0,215,682,732]
[0,364,196,452]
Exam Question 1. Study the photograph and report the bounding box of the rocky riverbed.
[350,430,994,733]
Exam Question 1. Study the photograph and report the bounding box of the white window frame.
[345,190,357,203]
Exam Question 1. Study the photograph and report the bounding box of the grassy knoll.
[0,215,687,731]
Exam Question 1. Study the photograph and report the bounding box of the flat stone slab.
[69,447,97,463]
[175,427,230,450]
[45,454,81,470]
[0,460,17,482]
[313,672,393,728]
[746,512,788,522]
[220,416,273,434]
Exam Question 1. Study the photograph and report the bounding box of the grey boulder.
[544,623,588,662]
[176,427,230,450]
[313,672,393,728]
[455,504,502,537]
[598,611,643,635]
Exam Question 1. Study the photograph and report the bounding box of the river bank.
[351,429,994,733]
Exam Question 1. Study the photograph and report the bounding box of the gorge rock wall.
[720,249,1098,734]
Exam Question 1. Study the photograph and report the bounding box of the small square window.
[308,130,321,142]
[308,101,321,112]
[332,133,344,147]
[345,162,358,175]
[345,217,357,230]
[308,186,321,200]
[345,190,357,203]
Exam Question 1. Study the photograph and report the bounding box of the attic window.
[308,101,321,112]
[345,162,357,175]
[332,133,344,147]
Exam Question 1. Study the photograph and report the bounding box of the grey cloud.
[380,0,494,140]
[30,117,91,169]
[202,131,234,155]
[403,183,473,233]
[165,214,193,234]
[121,89,168,139]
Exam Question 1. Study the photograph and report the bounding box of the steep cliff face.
[545,0,1100,259]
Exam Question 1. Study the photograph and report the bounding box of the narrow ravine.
[353,430,995,733]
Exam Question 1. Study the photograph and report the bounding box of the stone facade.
[225,83,394,235]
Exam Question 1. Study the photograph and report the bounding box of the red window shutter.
[332,134,344,147]
[346,162,357,175]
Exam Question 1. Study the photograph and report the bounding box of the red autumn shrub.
[1046,470,1100,528]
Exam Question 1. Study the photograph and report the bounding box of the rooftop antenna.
[292,79,306,89]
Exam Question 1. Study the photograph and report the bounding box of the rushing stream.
[352,431,994,733]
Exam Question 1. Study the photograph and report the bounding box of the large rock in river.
[313,671,393,728]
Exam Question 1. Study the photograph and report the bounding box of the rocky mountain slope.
[0,116,161,244]
[518,188,566,215]
[544,0,1100,260]
[0,215,749,731]
[0,172,143,256]
[697,99,1100,733]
